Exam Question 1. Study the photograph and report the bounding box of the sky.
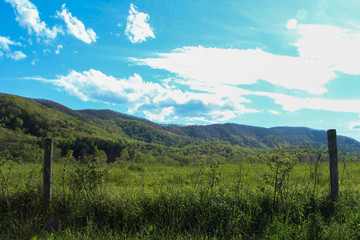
[1,0,360,141]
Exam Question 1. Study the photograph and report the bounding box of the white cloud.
[125,4,155,43]
[43,48,50,55]
[256,92,360,113]
[349,121,360,130]
[131,22,360,117]
[29,69,256,122]
[293,23,360,75]
[5,0,60,40]
[0,36,21,51]
[6,50,26,60]
[132,46,334,94]
[31,58,39,65]
[210,110,238,122]
[286,19,298,30]
[0,35,26,61]
[55,44,63,54]
[269,110,280,115]
[143,107,174,122]
[56,4,97,44]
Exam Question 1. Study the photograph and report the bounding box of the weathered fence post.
[327,129,339,201]
[43,138,53,214]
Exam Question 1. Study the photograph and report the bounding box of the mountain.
[0,93,359,163]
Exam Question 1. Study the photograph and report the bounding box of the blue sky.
[1,0,360,141]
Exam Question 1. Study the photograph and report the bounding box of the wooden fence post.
[327,129,339,201]
[43,138,53,214]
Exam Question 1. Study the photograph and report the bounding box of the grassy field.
[1,154,360,239]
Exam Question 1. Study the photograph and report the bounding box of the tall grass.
[1,157,360,239]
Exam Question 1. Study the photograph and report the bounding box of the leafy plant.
[0,150,17,200]
[69,146,109,200]
[260,140,300,210]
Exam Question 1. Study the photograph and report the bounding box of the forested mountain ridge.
[0,93,359,163]
[36,97,359,151]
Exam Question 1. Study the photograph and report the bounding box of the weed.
[260,140,300,210]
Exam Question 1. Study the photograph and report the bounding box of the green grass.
[2,159,360,239]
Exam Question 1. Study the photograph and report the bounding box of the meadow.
[1,148,360,239]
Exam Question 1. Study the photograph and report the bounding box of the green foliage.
[1,159,360,239]
[1,93,360,168]
[3,93,360,238]
[0,150,18,200]
[69,147,109,199]
[260,141,301,210]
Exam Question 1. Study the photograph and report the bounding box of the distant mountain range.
[1,93,359,161]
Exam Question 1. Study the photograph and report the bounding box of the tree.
[118,149,130,162]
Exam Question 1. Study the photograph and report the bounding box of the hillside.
[165,124,360,152]
[0,93,360,163]
[35,98,360,151]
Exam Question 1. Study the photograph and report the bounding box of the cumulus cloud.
[286,18,298,29]
[131,46,334,94]
[5,0,60,40]
[0,36,26,61]
[56,4,97,44]
[125,4,155,43]
[5,1,97,44]
[28,69,256,122]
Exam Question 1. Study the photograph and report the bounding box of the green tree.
[118,149,130,162]
[11,117,23,130]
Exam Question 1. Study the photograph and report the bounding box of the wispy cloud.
[0,35,21,51]
[131,21,360,116]
[125,4,155,43]
[7,50,26,60]
[28,69,257,122]
[349,119,360,131]
[268,110,280,115]
[255,92,360,113]
[31,58,39,65]
[143,107,174,122]
[56,4,97,44]
[4,0,61,41]
[0,36,26,61]
[131,46,334,95]
[22,18,360,124]
[290,21,360,75]
[55,44,63,54]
